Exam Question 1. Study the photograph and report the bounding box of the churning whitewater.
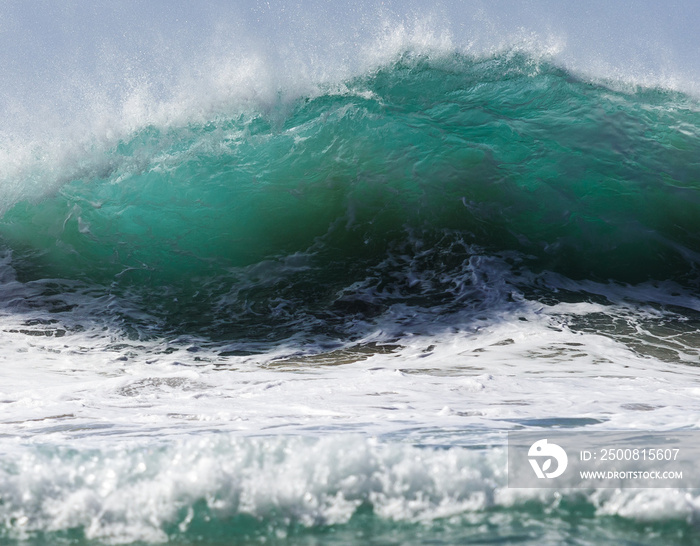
[2,6,700,544]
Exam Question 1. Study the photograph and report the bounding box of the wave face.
[2,51,700,341]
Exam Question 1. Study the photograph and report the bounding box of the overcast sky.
[1,0,699,121]
[2,2,698,67]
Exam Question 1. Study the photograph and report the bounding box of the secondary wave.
[1,435,698,545]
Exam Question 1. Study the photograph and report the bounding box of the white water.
[3,245,700,542]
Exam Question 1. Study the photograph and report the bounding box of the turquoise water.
[2,48,700,545]
[2,52,700,340]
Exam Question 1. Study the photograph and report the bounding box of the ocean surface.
[2,6,700,544]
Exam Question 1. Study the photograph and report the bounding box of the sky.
[1,1,699,76]
[0,0,699,132]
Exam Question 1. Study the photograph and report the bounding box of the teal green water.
[5,510,699,546]
[0,54,700,332]
[2,52,700,340]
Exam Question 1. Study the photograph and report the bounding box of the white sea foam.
[2,213,700,542]
[2,433,700,543]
